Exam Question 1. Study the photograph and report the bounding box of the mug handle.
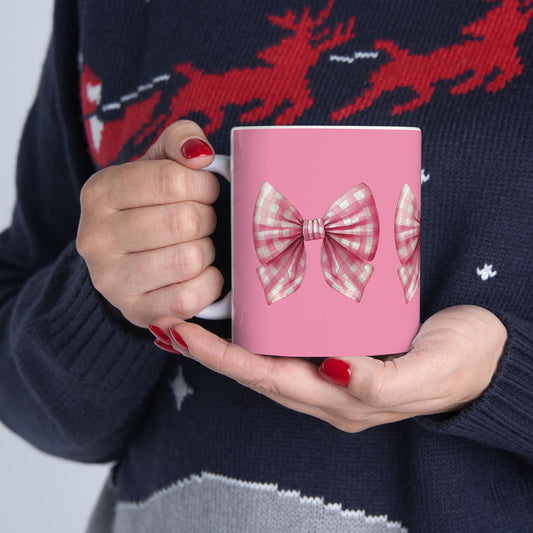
[194,154,232,320]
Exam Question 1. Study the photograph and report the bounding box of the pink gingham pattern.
[395,183,421,303]
[253,181,380,304]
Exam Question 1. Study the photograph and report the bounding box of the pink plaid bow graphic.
[395,184,421,302]
[253,181,380,304]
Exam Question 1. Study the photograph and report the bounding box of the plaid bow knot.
[253,181,380,305]
[395,184,421,302]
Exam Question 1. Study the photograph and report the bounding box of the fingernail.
[181,138,213,159]
[319,358,351,388]
[154,339,183,355]
[169,328,189,352]
[148,324,171,344]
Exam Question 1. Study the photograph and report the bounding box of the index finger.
[91,159,220,211]
[168,321,349,406]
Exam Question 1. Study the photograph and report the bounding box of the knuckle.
[246,358,281,397]
[76,227,105,260]
[160,207,181,242]
[215,342,233,372]
[251,379,281,398]
[80,174,98,210]
[205,206,217,234]
[203,238,216,265]
[171,284,199,319]
[79,167,114,208]
[174,119,199,131]
[156,160,189,199]
[75,229,91,258]
[159,122,183,147]
[176,203,202,239]
[359,380,384,407]
[175,243,204,278]
[207,266,224,297]
[79,177,99,210]
[358,375,391,408]
[78,182,91,209]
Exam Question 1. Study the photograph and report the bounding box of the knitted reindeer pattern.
[80,0,532,167]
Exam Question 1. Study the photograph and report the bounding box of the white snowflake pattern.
[170,366,194,411]
[476,264,497,281]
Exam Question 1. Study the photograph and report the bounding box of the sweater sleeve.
[417,311,533,464]
[0,0,168,463]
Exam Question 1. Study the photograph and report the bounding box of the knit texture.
[0,0,532,531]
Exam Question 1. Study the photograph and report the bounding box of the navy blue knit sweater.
[1,0,532,531]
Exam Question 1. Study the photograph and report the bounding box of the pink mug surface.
[231,126,421,357]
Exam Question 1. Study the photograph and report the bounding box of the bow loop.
[394,183,421,302]
[322,184,380,261]
[253,181,380,304]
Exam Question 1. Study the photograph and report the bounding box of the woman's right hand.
[76,120,223,328]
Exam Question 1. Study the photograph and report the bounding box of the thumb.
[142,119,215,170]
[319,353,426,409]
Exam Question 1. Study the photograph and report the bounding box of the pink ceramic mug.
[198,126,421,357]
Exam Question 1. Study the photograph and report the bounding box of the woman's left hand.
[151,305,507,432]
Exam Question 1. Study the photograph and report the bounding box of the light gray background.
[0,2,108,531]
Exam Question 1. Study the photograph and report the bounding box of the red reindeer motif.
[331,0,533,121]
[82,0,531,168]
[146,0,355,137]
[82,0,355,167]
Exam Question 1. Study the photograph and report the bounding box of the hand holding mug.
[158,305,507,433]
[76,120,224,328]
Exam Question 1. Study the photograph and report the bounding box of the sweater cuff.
[27,242,167,393]
[417,311,533,461]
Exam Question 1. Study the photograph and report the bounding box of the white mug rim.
[231,125,421,133]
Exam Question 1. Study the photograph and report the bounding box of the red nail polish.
[154,339,183,355]
[148,324,171,344]
[319,359,351,388]
[181,138,213,159]
[169,328,189,352]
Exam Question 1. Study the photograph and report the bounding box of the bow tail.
[398,244,420,303]
[321,237,374,302]
[256,239,306,305]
